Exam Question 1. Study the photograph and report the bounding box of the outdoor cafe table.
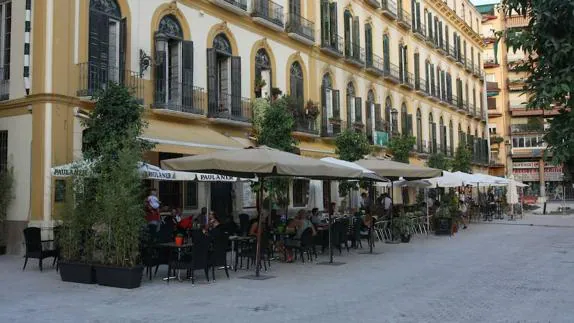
[159,241,193,282]
[228,235,255,269]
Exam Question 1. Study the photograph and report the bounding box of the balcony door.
[88,0,124,93]
[290,61,304,110]
[208,33,242,118]
[255,49,271,98]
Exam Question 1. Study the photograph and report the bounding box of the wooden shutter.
[427,12,432,38]
[346,93,352,128]
[330,3,338,44]
[416,3,421,30]
[431,124,437,153]
[321,86,327,129]
[355,97,362,123]
[155,40,167,106]
[407,114,413,136]
[383,36,390,72]
[425,61,430,90]
[88,10,109,92]
[344,13,351,56]
[445,25,449,52]
[290,0,301,15]
[430,64,435,95]
[403,46,408,79]
[181,40,194,112]
[398,45,403,82]
[230,56,242,116]
[352,17,360,49]
[119,18,127,85]
[411,0,416,30]
[365,25,372,64]
[438,21,443,47]
[321,0,330,46]
[332,89,340,118]
[206,48,217,115]
[414,53,419,88]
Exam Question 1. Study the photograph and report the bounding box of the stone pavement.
[2,215,574,323]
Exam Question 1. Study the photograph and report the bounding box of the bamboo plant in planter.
[392,214,414,243]
[0,165,14,255]
[80,83,152,289]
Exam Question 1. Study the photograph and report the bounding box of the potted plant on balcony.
[490,136,503,145]
[271,87,282,102]
[81,83,152,289]
[0,165,14,255]
[304,100,320,120]
[254,76,267,98]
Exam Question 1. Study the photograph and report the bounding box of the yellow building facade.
[0,0,486,253]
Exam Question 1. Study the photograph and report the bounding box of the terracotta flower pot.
[175,236,184,246]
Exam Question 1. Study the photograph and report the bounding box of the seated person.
[177,213,194,231]
[284,210,316,262]
[310,208,321,225]
[249,214,268,237]
[194,207,208,229]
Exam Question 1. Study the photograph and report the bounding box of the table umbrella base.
[385,240,401,244]
[317,261,346,266]
[239,274,276,280]
[358,251,382,255]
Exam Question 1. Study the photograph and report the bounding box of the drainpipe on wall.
[23,0,32,95]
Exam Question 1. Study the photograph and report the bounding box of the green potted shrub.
[0,165,14,255]
[392,214,414,243]
[58,174,97,284]
[81,83,151,289]
[434,193,458,235]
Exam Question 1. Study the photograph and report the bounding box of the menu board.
[242,183,256,209]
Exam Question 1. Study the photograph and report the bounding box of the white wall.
[7,0,26,100]
[0,114,32,222]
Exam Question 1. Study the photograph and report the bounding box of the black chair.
[209,229,230,281]
[52,226,62,271]
[331,221,349,255]
[291,228,316,263]
[238,213,250,236]
[188,229,210,284]
[22,227,58,271]
[141,224,161,280]
[349,217,363,249]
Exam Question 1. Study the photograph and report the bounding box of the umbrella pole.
[425,188,429,236]
[255,177,265,277]
[327,180,333,264]
[390,181,394,241]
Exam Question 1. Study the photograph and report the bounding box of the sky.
[471,0,499,5]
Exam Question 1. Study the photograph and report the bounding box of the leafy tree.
[258,96,297,153]
[256,96,297,211]
[0,165,14,247]
[500,0,574,174]
[387,134,416,163]
[427,152,451,171]
[451,145,472,173]
[335,129,371,196]
[335,129,371,162]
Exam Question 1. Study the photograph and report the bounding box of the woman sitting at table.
[249,214,269,237]
[284,210,316,262]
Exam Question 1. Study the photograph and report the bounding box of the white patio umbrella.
[424,171,465,188]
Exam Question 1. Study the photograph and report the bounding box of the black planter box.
[59,261,95,284]
[0,245,6,255]
[400,234,411,243]
[435,218,453,236]
[94,265,143,289]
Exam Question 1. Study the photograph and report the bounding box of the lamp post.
[139,32,168,77]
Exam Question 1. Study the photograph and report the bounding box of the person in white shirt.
[382,193,392,217]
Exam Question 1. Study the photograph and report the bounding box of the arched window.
[365,24,373,66]
[449,120,454,156]
[399,43,408,84]
[429,113,436,153]
[255,48,271,98]
[366,89,379,142]
[416,109,422,151]
[346,82,361,126]
[290,62,304,108]
[401,103,408,134]
[385,96,392,132]
[88,0,123,92]
[322,73,333,89]
[155,15,194,111]
[322,73,340,135]
[207,32,242,119]
[458,124,464,147]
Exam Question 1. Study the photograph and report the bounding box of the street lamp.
[139,31,168,77]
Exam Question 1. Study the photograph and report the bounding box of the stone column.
[539,158,546,198]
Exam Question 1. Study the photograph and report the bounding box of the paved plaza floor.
[2,215,574,323]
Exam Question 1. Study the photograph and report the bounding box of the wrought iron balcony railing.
[398,9,411,29]
[286,12,315,43]
[154,82,206,115]
[208,92,252,123]
[321,34,344,57]
[383,62,400,83]
[252,0,284,28]
[366,53,385,75]
[345,42,366,66]
[381,0,398,19]
[77,62,144,103]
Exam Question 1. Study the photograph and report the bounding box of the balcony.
[209,0,248,16]
[414,78,429,96]
[489,152,504,167]
[416,140,430,155]
[366,53,385,76]
[455,56,464,68]
[474,65,482,78]
[321,116,344,138]
[321,34,344,58]
[465,59,473,73]
[286,12,315,45]
[397,9,411,30]
[464,102,472,116]
[208,92,252,124]
[399,71,414,90]
[413,23,426,40]
[438,91,449,105]
[77,62,144,103]
[154,83,206,116]
[365,0,380,8]
[508,78,525,91]
[449,94,458,108]
[383,63,400,84]
[486,81,500,94]
[381,0,398,20]
[510,123,544,134]
[437,42,448,56]
[447,45,457,61]
[429,85,440,102]
[484,58,499,68]
[345,42,366,67]
[506,15,529,28]
[252,0,284,32]
[294,115,320,136]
